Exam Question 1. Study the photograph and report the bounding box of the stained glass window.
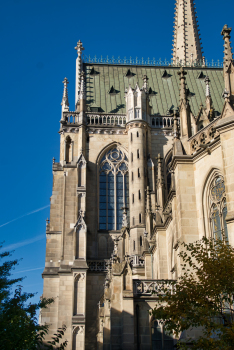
[223,204,228,241]
[209,176,228,242]
[211,177,225,202]
[212,205,222,240]
[99,147,129,230]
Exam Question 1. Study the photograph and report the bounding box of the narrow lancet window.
[209,175,228,241]
[99,147,129,230]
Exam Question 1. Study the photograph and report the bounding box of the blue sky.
[0,0,233,308]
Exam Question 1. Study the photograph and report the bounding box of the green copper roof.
[84,64,224,117]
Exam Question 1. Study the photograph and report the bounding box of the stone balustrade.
[151,116,174,128]
[134,279,174,296]
[86,113,126,127]
[61,112,80,124]
[60,112,175,129]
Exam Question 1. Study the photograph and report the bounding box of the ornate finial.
[112,236,121,263]
[61,77,69,111]
[75,40,85,56]
[202,56,206,67]
[143,75,149,92]
[204,76,211,97]
[173,109,180,139]
[221,25,233,67]
[222,88,230,100]
[75,41,85,108]
[121,207,129,228]
[52,157,55,164]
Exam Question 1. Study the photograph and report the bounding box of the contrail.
[0,205,50,228]
[1,234,45,251]
[12,267,44,274]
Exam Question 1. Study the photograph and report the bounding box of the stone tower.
[41,4,234,350]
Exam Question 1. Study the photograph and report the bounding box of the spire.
[172,0,203,65]
[204,76,213,119]
[172,109,183,155]
[173,109,180,139]
[75,40,85,108]
[221,25,234,104]
[157,154,163,185]
[178,67,187,101]
[79,71,86,117]
[80,71,86,100]
[61,77,69,112]
[178,67,192,137]
[204,76,211,97]
[156,154,164,210]
[221,25,233,69]
[146,186,151,213]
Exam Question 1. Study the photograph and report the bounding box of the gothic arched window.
[151,320,174,349]
[164,152,172,197]
[99,147,129,230]
[65,136,72,162]
[209,175,228,241]
[166,154,172,194]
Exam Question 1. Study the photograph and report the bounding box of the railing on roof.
[83,55,223,68]
[61,112,80,124]
[151,116,176,128]
[87,113,126,127]
[61,112,176,129]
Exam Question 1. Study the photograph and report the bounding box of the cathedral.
[40,0,234,349]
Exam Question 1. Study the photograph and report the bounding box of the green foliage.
[0,244,68,350]
[151,237,234,350]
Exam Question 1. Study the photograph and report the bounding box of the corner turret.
[125,77,150,123]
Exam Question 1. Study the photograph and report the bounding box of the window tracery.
[151,320,174,349]
[99,147,129,230]
[209,175,228,241]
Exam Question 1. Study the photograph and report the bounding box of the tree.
[0,245,68,350]
[152,237,234,350]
